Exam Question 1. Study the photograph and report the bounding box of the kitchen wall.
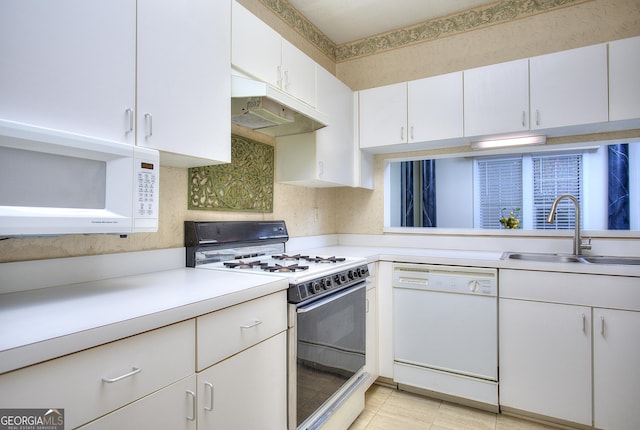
[1,0,639,263]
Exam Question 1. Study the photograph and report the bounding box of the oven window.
[296,284,366,426]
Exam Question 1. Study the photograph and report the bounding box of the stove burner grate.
[263,263,309,273]
[223,260,268,269]
[272,254,304,261]
[304,256,347,263]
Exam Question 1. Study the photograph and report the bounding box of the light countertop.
[0,268,288,374]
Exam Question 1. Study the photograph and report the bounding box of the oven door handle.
[297,282,366,314]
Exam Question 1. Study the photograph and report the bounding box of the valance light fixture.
[471,135,547,150]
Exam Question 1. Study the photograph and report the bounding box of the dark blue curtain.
[422,160,437,227]
[401,160,436,227]
[401,161,414,226]
[608,143,630,230]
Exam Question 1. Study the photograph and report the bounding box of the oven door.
[295,282,366,428]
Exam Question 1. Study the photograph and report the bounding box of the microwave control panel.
[136,160,159,219]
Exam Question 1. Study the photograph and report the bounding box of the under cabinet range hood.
[231,74,328,137]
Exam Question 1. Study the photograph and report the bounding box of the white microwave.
[0,120,159,236]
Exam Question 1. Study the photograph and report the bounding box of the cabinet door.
[530,44,608,130]
[198,332,287,430]
[77,375,197,430]
[609,36,640,121]
[365,284,379,384]
[499,299,592,425]
[408,72,463,142]
[315,67,354,186]
[281,39,317,107]
[231,0,281,87]
[0,0,135,144]
[137,0,231,166]
[463,59,529,137]
[593,308,640,430]
[359,83,407,149]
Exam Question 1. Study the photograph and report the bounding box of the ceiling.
[286,0,499,44]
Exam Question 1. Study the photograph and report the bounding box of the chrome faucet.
[546,194,591,255]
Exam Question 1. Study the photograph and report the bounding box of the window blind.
[532,153,582,229]
[476,157,523,229]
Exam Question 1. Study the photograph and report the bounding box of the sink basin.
[502,252,582,263]
[580,256,640,265]
[502,252,640,265]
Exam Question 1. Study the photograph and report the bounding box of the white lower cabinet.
[197,332,287,429]
[77,375,197,430]
[499,299,592,425]
[593,308,640,430]
[499,269,640,429]
[0,320,195,429]
[364,264,379,387]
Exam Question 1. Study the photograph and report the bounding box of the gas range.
[185,221,369,304]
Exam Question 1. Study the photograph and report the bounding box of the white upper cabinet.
[463,59,529,137]
[231,0,281,88]
[275,68,355,187]
[359,73,463,151]
[232,1,316,107]
[530,44,608,130]
[0,0,231,167]
[359,82,408,149]
[137,0,231,167]
[409,72,464,142]
[0,0,136,144]
[281,39,317,107]
[609,36,640,122]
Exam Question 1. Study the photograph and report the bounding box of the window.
[532,154,582,229]
[476,157,523,229]
[475,152,583,229]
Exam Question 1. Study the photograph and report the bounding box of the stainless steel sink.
[502,252,582,263]
[580,256,640,265]
[502,252,640,265]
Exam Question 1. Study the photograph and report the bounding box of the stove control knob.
[348,270,354,280]
[312,281,321,293]
[323,277,332,290]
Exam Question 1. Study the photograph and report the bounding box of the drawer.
[196,290,286,371]
[77,375,197,430]
[0,320,195,429]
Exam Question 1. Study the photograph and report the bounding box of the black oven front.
[292,281,366,429]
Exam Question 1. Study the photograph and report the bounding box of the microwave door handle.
[297,282,366,314]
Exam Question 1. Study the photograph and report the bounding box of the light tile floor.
[349,385,569,430]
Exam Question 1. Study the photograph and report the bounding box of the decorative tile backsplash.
[258,0,593,62]
[188,135,274,212]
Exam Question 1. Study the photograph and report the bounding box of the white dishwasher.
[393,263,498,410]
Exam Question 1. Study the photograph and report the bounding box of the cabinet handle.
[535,109,540,126]
[400,126,404,141]
[125,108,134,134]
[366,298,370,313]
[144,113,153,138]
[277,65,283,87]
[522,110,526,127]
[240,319,262,329]
[600,316,605,336]
[186,390,196,421]
[410,126,414,140]
[102,366,141,383]
[204,382,214,411]
[284,70,290,90]
[318,161,324,176]
[581,313,586,333]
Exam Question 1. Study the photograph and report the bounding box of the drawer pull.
[186,390,196,421]
[101,366,141,383]
[240,319,263,329]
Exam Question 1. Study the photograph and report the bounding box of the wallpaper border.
[257,0,594,62]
